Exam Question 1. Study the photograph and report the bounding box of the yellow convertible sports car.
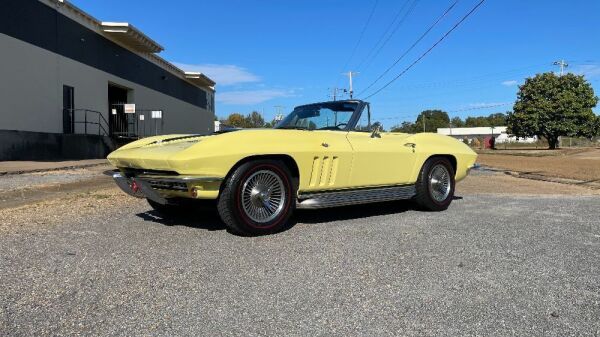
[108,100,477,235]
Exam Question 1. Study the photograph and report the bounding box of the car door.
[303,130,354,191]
[346,105,418,187]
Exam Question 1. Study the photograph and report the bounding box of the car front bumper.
[112,172,223,204]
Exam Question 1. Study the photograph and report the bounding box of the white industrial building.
[437,126,537,144]
[0,0,216,160]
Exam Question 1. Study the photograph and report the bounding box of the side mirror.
[370,122,382,138]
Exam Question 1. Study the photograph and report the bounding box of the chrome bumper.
[112,172,223,205]
[113,172,168,204]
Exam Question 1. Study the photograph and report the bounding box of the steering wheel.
[318,122,347,130]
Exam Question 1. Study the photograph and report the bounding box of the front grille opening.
[121,168,178,178]
[146,180,188,191]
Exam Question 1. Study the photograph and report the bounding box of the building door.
[62,85,74,134]
[108,84,129,137]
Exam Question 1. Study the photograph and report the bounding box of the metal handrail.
[67,108,110,137]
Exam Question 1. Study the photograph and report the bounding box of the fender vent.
[309,156,339,187]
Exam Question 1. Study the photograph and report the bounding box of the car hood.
[107,129,310,170]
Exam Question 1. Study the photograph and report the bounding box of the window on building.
[207,91,215,113]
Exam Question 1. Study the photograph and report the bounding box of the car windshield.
[275,101,360,131]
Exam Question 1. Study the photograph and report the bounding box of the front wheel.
[217,160,295,236]
[414,157,455,211]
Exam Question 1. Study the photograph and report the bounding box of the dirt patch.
[0,173,115,209]
[0,187,143,234]
[476,148,600,182]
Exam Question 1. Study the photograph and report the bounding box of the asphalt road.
[1,193,599,336]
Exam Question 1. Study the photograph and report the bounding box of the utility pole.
[553,60,568,76]
[342,71,359,99]
[273,105,285,122]
[329,87,344,101]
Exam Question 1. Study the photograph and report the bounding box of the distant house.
[437,126,537,144]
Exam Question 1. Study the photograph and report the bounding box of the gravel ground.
[1,177,599,336]
[0,167,110,192]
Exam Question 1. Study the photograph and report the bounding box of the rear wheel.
[414,157,455,211]
[217,160,295,236]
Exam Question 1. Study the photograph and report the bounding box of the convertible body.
[108,100,477,235]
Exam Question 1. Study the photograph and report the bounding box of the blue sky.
[72,0,600,126]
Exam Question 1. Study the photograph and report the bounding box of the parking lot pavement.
[1,189,599,336]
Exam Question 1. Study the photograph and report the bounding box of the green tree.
[450,116,464,128]
[245,111,265,128]
[415,110,450,133]
[463,113,507,127]
[391,121,417,133]
[507,72,598,149]
[224,113,247,128]
[487,112,507,126]
[580,114,600,139]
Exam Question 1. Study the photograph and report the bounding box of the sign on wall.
[151,110,163,119]
[124,104,136,114]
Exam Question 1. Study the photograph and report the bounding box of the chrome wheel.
[240,170,286,224]
[428,164,451,202]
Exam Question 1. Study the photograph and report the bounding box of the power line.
[361,0,488,100]
[383,63,546,91]
[448,102,512,113]
[341,0,379,72]
[354,0,418,71]
[357,0,459,96]
[333,0,379,91]
[358,0,420,73]
[373,102,513,124]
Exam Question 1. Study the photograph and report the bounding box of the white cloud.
[217,89,296,105]
[501,80,518,86]
[571,64,600,79]
[173,62,260,85]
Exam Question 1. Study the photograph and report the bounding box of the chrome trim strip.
[136,174,223,183]
[296,185,416,209]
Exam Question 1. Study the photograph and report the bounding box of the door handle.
[404,143,416,148]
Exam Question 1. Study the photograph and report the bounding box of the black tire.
[147,198,182,215]
[217,160,296,236]
[414,157,455,211]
